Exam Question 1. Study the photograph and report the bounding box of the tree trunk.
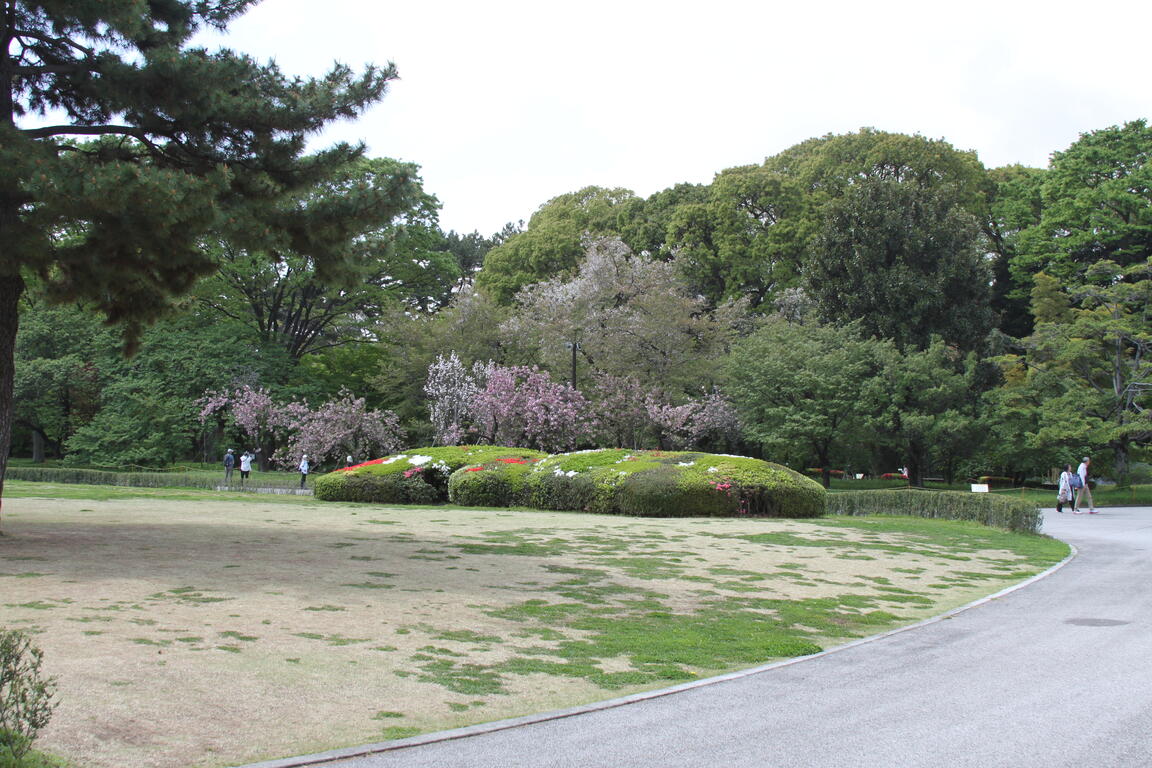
[1112,439,1130,485]
[0,271,26,530]
[31,430,45,463]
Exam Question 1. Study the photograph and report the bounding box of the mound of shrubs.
[312,446,547,504]
[318,447,826,518]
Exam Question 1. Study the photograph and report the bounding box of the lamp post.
[565,341,581,390]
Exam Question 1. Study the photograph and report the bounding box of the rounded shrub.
[522,450,825,518]
[447,455,544,507]
[314,446,547,504]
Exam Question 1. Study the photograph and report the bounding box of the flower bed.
[455,448,824,518]
[313,446,547,504]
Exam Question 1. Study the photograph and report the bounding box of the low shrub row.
[317,447,827,518]
[825,489,1043,534]
[4,466,300,490]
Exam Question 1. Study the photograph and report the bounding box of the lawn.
[0,482,1068,768]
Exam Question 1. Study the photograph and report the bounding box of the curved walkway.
[248,507,1152,768]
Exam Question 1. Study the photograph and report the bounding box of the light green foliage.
[314,447,548,504]
[1012,120,1152,287]
[449,449,826,518]
[475,187,641,303]
[0,630,57,764]
[864,340,993,486]
[727,319,883,485]
[665,165,811,307]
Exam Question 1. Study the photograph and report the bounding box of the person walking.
[299,454,310,489]
[1056,464,1075,513]
[1074,456,1096,514]
[239,450,254,486]
[223,448,235,484]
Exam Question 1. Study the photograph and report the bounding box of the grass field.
[1,481,1068,768]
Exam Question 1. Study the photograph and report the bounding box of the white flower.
[382,455,406,465]
[707,466,718,473]
[677,461,695,467]
[566,470,579,477]
[408,455,433,466]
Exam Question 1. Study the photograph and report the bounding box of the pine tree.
[1,1,410,522]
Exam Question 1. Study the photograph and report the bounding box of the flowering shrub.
[424,358,593,451]
[452,449,824,518]
[314,446,547,504]
[198,386,404,470]
[880,473,908,481]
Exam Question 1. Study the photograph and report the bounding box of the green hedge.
[314,447,548,504]
[5,465,302,490]
[826,489,1043,534]
[451,449,826,518]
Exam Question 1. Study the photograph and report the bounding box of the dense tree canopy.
[805,177,995,351]
[6,53,1151,498]
[1,0,405,510]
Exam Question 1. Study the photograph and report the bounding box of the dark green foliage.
[826,490,1043,534]
[0,630,57,764]
[447,462,536,508]
[806,177,994,352]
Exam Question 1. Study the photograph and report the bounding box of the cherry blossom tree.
[646,390,741,451]
[424,352,478,445]
[470,362,592,452]
[199,386,403,471]
[276,391,404,468]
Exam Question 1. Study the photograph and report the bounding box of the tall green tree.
[1018,263,1152,479]
[864,339,990,486]
[984,164,1046,338]
[194,158,451,359]
[1012,120,1152,290]
[666,165,810,307]
[1,1,407,515]
[726,318,883,486]
[806,177,995,352]
[475,186,640,303]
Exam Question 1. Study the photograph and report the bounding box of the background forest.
[12,123,1152,487]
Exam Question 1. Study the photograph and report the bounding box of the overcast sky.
[198,0,1151,236]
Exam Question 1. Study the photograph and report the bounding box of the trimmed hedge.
[451,449,826,518]
[313,446,547,504]
[3,466,300,490]
[826,489,1043,534]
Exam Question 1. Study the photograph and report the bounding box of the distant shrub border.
[318,447,826,519]
[826,489,1043,534]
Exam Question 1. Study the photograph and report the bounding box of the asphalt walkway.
[246,506,1152,768]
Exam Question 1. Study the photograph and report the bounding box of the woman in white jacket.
[1056,464,1074,513]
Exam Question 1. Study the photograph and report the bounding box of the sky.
[197,0,1152,236]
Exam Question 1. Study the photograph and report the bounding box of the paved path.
[251,507,1152,768]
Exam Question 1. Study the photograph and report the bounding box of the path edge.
[237,538,1079,768]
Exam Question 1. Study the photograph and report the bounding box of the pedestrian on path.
[299,454,310,489]
[223,448,235,484]
[1056,464,1075,513]
[1074,456,1095,514]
